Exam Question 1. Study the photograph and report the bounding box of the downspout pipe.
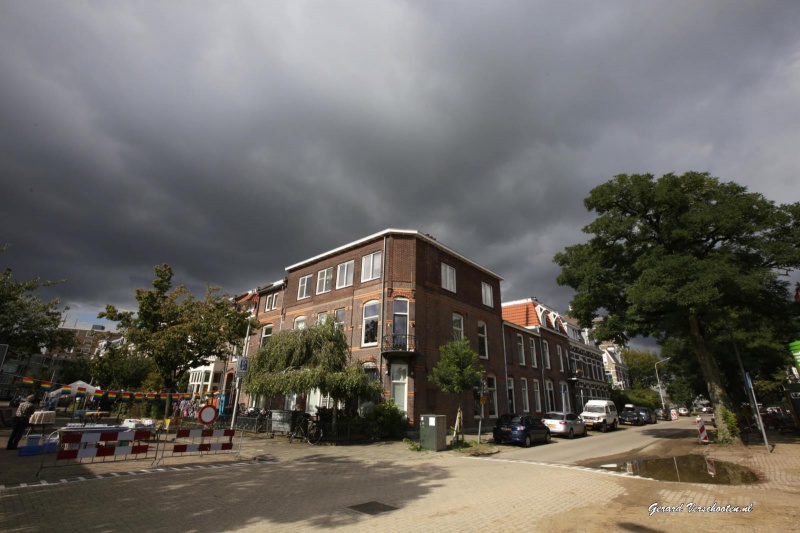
[501,322,508,414]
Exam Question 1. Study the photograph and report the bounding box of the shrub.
[364,401,410,441]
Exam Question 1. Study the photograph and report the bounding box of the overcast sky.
[2,2,799,332]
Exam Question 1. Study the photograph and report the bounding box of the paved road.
[499,416,702,464]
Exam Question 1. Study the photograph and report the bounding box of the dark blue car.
[493,414,551,447]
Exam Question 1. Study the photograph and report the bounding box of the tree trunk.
[688,313,737,443]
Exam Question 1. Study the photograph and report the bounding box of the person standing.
[6,394,37,450]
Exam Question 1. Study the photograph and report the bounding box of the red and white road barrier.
[171,428,234,454]
[56,429,154,461]
[696,417,709,444]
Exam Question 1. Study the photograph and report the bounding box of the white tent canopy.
[46,380,97,398]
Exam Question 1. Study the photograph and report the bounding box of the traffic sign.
[236,357,249,378]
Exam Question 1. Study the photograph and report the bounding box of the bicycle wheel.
[307,423,322,445]
[289,426,302,443]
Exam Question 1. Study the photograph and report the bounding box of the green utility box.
[420,414,447,451]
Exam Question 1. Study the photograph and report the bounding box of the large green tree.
[90,344,157,391]
[0,245,75,357]
[99,264,258,390]
[555,172,800,439]
[245,317,380,408]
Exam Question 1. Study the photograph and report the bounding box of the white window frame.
[316,267,333,294]
[507,378,515,414]
[362,300,379,346]
[477,321,488,359]
[560,381,570,413]
[317,311,328,324]
[529,338,538,368]
[452,313,464,340]
[336,260,354,289]
[298,275,312,300]
[486,375,498,418]
[260,324,273,347]
[520,378,529,413]
[532,380,542,412]
[361,251,382,282]
[481,282,493,307]
[264,295,272,312]
[334,308,346,330]
[543,341,551,369]
[272,294,279,310]
[517,334,525,365]
[441,263,456,292]
[294,316,306,330]
[557,345,564,372]
[545,381,555,412]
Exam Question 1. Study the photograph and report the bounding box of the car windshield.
[544,413,563,420]
[510,416,525,424]
[584,405,604,413]
[622,407,636,412]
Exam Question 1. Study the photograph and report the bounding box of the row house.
[217,229,612,429]
[502,298,610,416]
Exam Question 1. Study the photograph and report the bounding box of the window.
[517,334,525,365]
[452,313,464,340]
[298,275,312,300]
[507,379,515,413]
[392,299,409,350]
[391,364,408,413]
[486,376,498,417]
[317,312,328,324]
[545,381,555,412]
[557,345,564,372]
[334,308,346,330]
[477,321,488,359]
[316,268,333,294]
[260,324,273,347]
[294,316,306,330]
[336,260,354,289]
[264,295,272,311]
[532,380,542,412]
[361,251,382,282]
[543,341,551,369]
[362,301,379,346]
[272,294,279,310]
[441,263,456,292]
[529,338,538,368]
[481,282,493,307]
[521,379,530,412]
[560,381,570,412]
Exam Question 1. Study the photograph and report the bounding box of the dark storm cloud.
[2,1,799,326]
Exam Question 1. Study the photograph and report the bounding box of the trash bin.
[420,414,446,451]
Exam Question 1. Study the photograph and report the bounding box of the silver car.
[542,411,586,439]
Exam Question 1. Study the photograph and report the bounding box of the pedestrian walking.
[6,394,37,450]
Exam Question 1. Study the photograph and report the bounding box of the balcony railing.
[381,334,417,353]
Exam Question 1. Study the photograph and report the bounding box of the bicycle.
[288,414,323,445]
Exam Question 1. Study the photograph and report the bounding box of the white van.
[580,400,619,432]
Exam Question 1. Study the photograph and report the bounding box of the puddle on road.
[596,455,759,485]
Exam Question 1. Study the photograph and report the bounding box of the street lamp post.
[655,357,671,414]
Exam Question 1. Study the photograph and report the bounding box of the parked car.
[493,414,551,447]
[620,404,645,426]
[654,408,671,421]
[542,411,586,439]
[678,407,690,416]
[701,406,714,414]
[579,399,619,432]
[638,407,657,424]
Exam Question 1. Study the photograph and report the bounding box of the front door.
[391,364,408,413]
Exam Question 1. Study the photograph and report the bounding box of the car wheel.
[611,420,618,431]
[568,428,574,439]
[545,431,551,444]
[601,421,607,433]
[524,435,532,448]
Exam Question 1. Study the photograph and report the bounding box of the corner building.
[245,229,506,429]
